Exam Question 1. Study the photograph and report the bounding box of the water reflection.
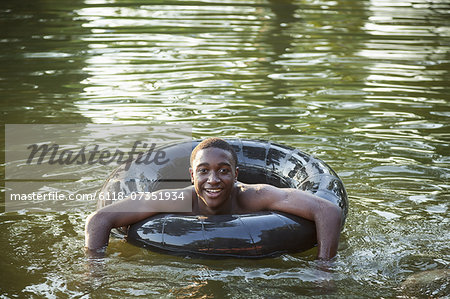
[0,0,90,123]
[1,0,449,297]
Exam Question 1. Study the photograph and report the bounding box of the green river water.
[1,0,449,297]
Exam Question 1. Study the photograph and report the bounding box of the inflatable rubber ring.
[98,139,348,258]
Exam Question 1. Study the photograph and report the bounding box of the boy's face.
[189,147,238,211]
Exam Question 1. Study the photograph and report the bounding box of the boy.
[85,138,342,259]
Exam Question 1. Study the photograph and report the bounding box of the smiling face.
[189,147,238,212]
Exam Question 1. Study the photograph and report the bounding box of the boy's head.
[190,137,238,168]
[189,138,239,211]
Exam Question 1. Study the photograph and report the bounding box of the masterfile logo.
[5,124,192,212]
[25,141,169,170]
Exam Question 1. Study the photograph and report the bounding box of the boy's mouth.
[204,188,223,198]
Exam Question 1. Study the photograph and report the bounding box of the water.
[1,0,449,297]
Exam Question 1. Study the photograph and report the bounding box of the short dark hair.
[190,137,238,167]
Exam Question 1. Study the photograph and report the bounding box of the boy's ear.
[234,166,239,182]
[189,167,194,183]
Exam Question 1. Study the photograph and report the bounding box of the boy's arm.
[85,187,192,251]
[244,185,342,260]
[85,196,158,250]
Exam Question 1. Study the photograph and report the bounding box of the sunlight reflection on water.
[1,0,449,297]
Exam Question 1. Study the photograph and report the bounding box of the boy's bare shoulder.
[235,183,282,211]
[236,182,280,195]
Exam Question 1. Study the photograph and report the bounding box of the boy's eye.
[219,168,229,173]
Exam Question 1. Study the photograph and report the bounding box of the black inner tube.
[98,139,348,258]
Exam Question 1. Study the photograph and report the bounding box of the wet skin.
[189,147,239,214]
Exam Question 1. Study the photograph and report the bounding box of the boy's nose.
[207,171,220,183]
